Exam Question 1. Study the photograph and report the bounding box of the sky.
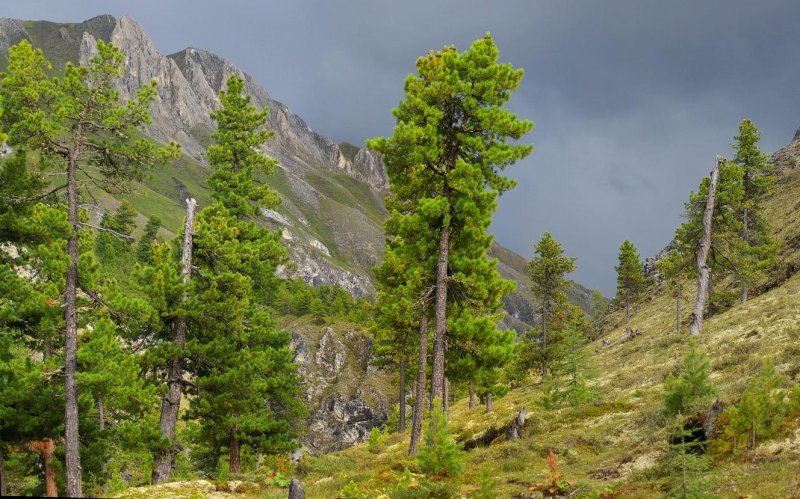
[4,0,800,295]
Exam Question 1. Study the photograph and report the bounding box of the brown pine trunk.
[229,431,241,474]
[541,306,548,380]
[469,386,476,409]
[64,152,82,498]
[443,377,450,416]
[152,198,196,484]
[430,212,450,407]
[31,439,58,497]
[98,396,105,431]
[741,206,749,303]
[690,157,721,335]
[0,446,6,497]
[408,315,429,456]
[398,358,406,433]
[625,300,631,331]
[486,392,493,413]
[675,283,681,334]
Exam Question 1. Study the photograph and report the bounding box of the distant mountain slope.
[0,14,593,325]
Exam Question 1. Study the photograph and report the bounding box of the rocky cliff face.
[284,319,391,454]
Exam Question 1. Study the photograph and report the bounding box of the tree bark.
[31,439,58,497]
[229,431,241,474]
[430,213,450,407]
[486,392,493,413]
[98,396,105,431]
[625,300,631,331]
[741,206,749,303]
[690,156,722,335]
[469,386,476,409]
[64,151,82,498]
[398,358,406,433]
[0,446,6,497]
[152,198,196,484]
[443,377,450,416]
[408,315,429,456]
[541,306,548,380]
[288,479,305,499]
[675,282,681,334]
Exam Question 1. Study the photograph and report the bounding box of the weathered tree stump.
[288,478,305,499]
[508,407,527,440]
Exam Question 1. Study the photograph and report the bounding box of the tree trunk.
[486,392,493,413]
[675,283,681,334]
[32,439,58,497]
[469,386,476,409]
[98,396,105,431]
[443,377,450,416]
[408,315,429,456]
[64,152,82,498]
[741,206,749,303]
[690,157,721,335]
[398,358,406,433]
[430,215,450,406]
[288,479,305,499]
[229,431,241,474]
[152,198,197,484]
[0,446,6,497]
[625,300,631,331]
[541,306,548,380]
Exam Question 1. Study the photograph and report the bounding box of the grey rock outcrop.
[286,321,390,454]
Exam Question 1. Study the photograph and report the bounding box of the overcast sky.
[4,0,800,294]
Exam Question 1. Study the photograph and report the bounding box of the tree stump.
[288,478,305,499]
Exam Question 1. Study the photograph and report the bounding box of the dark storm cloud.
[4,0,800,294]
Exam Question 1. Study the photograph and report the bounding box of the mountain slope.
[294,132,800,498]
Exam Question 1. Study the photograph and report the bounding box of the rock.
[288,479,305,499]
[643,240,676,280]
[315,328,346,377]
[703,399,726,440]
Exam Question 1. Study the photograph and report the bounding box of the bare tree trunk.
[625,300,631,331]
[0,446,6,497]
[64,152,82,498]
[675,282,681,334]
[486,392,493,413]
[741,207,749,303]
[398,358,406,433]
[32,439,58,497]
[443,377,450,416]
[469,386,476,409]
[409,315,429,456]
[431,214,450,406]
[152,198,196,484]
[541,306,548,380]
[690,157,722,335]
[229,431,241,474]
[98,397,105,431]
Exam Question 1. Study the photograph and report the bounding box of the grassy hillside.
[288,167,800,498]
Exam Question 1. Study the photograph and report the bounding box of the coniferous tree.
[662,339,717,417]
[722,360,786,452]
[417,400,465,478]
[136,215,162,263]
[186,74,303,475]
[589,288,608,321]
[526,232,575,379]
[731,119,779,303]
[1,40,174,495]
[369,34,532,406]
[541,307,596,407]
[615,239,646,332]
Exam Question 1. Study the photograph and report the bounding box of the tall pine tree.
[526,232,575,379]
[186,74,303,475]
[369,34,532,407]
[615,239,645,333]
[1,40,174,495]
